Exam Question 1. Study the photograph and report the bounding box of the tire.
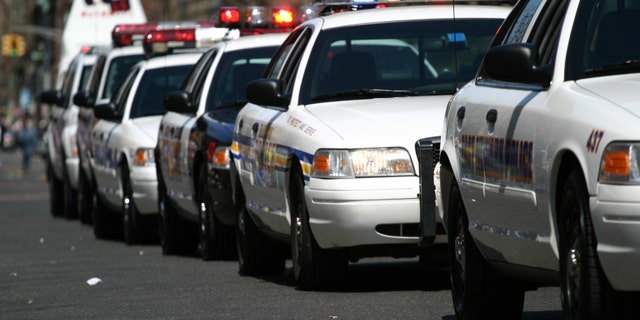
[290,167,347,290]
[557,169,640,320]
[197,164,235,260]
[235,187,285,276]
[62,157,79,219]
[448,182,525,319]
[158,177,197,255]
[122,164,156,245]
[77,168,93,224]
[92,189,122,240]
[47,160,64,217]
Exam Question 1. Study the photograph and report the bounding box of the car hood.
[305,95,449,148]
[577,74,640,117]
[130,115,162,143]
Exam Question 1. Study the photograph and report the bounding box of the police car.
[40,48,97,219]
[89,24,219,244]
[73,25,148,224]
[436,0,640,318]
[156,33,287,259]
[230,3,510,289]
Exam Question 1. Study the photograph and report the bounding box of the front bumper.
[129,165,158,215]
[591,184,640,291]
[305,176,425,249]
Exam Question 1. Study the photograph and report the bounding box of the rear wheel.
[197,164,235,260]
[235,187,285,276]
[158,178,197,255]
[448,182,525,319]
[92,190,122,240]
[77,168,93,224]
[290,167,347,290]
[47,160,64,217]
[62,156,78,219]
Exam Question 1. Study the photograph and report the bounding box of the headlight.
[599,143,640,184]
[312,148,414,178]
[134,148,155,166]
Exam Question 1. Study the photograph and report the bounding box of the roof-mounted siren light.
[219,7,242,29]
[112,23,158,47]
[195,25,240,48]
[300,5,320,23]
[143,27,196,56]
[272,7,295,28]
[246,6,268,28]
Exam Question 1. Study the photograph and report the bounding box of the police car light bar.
[143,28,196,55]
[220,7,241,27]
[112,22,158,47]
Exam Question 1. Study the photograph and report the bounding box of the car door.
[92,66,140,208]
[237,27,312,234]
[457,0,567,268]
[159,48,218,215]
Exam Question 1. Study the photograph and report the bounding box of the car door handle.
[252,123,259,135]
[456,107,465,120]
[486,109,498,124]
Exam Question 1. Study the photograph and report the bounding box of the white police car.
[437,0,640,318]
[90,26,209,243]
[74,27,147,224]
[230,3,510,289]
[156,33,287,259]
[40,48,97,219]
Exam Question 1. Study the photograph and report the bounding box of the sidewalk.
[0,148,48,203]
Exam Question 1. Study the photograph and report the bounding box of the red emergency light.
[272,7,294,28]
[143,28,196,55]
[112,22,158,47]
[220,7,241,26]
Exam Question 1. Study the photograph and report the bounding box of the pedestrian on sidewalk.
[17,114,39,173]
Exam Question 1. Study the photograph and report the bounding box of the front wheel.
[77,168,93,224]
[235,188,285,276]
[197,164,235,260]
[47,160,64,217]
[158,178,197,255]
[448,182,524,319]
[290,167,347,290]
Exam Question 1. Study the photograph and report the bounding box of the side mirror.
[163,90,195,114]
[246,78,289,108]
[93,102,122,121]
[483,43,551,86]
[40,90,63,106]
[73,91,95,108]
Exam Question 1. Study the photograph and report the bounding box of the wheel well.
[192,152,206,197]
[287,155,303,219]
[438,152,454,231]
[553,152,584,236]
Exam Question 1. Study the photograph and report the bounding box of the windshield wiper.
[585,59,640,76]
[312,89,419,102]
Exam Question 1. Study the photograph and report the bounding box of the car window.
[130,65,194,119]
[204,46,279,112]
[102,54,144,100]
[182,48,217,96]
[84,55,107,97]
[300,19,503,104]
[112,67,140,116]
[567,0,640,79]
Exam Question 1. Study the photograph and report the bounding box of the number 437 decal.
[586,129,605,153]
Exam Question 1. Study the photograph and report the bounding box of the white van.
[57,0,146,84]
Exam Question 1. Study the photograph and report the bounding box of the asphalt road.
[0,149,563,319]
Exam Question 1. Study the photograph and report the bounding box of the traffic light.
[1,34,26,58]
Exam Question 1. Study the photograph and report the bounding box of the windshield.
[569,0,640,79]
[102,54,144,100]
[205,46,278,112]
[300,19,503,104]
[130,65,193,118]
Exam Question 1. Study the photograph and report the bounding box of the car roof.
[140,52,203,70]
[316,4,512,30]
[217,33,290,53]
